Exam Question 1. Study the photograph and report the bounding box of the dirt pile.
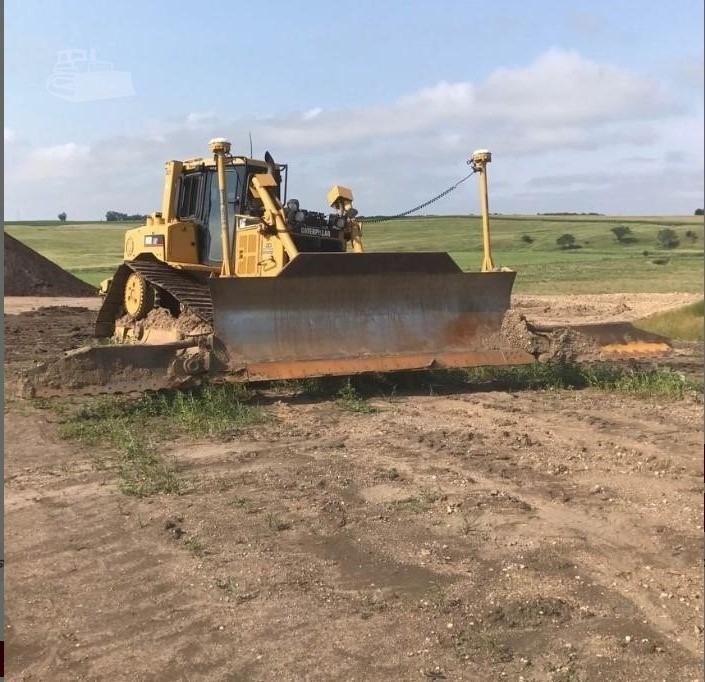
[501,310,599,362]
[4,232,97,297]
[132,308,212,337]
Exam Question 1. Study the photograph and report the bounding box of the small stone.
[625,635,632,644]
[446,622,453,629]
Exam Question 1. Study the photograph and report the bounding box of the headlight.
[287,199,300,212]
[295,211,305,222]
[335,217,346,229]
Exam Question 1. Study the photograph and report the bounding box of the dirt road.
[4,295,704,681]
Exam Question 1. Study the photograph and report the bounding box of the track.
[94,257,214,337]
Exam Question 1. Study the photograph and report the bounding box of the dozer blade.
[209,252,536,381]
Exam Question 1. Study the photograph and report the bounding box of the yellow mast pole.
[472,149,494,272]
[209,137,233,277]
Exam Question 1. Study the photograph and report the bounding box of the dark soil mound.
[4,232,98,297]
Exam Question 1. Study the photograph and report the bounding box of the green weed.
[267,513,292,532]
[336,378,377,413]
[184,536,207,557]
[465,361,701,400]
[465,362,588,391]
[214,577,236,594]
[231,497,260,514]
[583,364,701,400]
[57,384,265,496]
[377,466,402,481]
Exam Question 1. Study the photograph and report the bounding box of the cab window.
[204,167,246,263]
[176,172,205,220]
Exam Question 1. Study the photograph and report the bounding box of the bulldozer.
[20,138,671,397]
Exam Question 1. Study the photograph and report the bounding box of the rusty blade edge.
[15,345,538,399]
[224,349,537,382]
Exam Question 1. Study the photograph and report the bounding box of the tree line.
[550,226,698,251]
[56,211,148,222]
[105,211,149,222]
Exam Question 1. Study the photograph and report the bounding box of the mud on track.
[4,294,704,681]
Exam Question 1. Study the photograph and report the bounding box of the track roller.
[123,272,154,320]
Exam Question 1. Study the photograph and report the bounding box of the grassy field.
[5,221,128,286]
[635,299,704,342]
[5,213,704,294]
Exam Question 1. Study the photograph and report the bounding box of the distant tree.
[58,212,67,222]
[556,233,578,250]
[520,234,534,244]
[610,225,633,243]
[685,229,698,243]
[694,208,704,216]
[656,228,679,249]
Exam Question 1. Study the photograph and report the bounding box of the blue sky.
[4,0,704,219]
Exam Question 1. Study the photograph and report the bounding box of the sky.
[4,0,704,220]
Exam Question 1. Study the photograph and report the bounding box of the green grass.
[634,299,704,342]
[5,221,132,269]
[51,383,264,497]
[267,513,292,532]
[184,536,207,557]
[269,362,701,402]
[5,214,703,295]
[464,361,701,400]
[336,378,377,413]
[363,214,704,294]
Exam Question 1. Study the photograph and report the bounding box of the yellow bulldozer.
[22,138,671,397]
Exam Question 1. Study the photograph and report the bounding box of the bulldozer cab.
[174,159,285,266]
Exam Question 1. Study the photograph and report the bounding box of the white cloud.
[3,49,702,218]
[512,166,704,214]
[252,49,681,156]
[186,111,217,125]
[19,143,92,179]
[302,107,323,121]
[477,48,677,126]
[4,127,16,144]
